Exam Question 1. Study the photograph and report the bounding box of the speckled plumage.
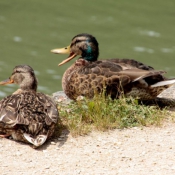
[51,33,175,101]
[0,65,59,148]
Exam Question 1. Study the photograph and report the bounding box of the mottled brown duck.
[0,65,59,148]
[51,33,175,102]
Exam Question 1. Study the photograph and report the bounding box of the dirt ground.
[1,119,175,175]
[1,89,175,175]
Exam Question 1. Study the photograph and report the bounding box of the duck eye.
[75,39,81,44]
[16,70,21,73]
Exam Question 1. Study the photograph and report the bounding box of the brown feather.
[51,33,175,101]
[0,65,59,148]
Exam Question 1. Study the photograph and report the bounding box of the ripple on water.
[134,47,154,53]
[46,69,56,74]
[34,70,40,75]
[0,16,6,21]
[38,85,49,91]
[30,51,38,56]
[139,30,160,37]
[3,87,14,92]
[0,85,16,97]
[13,36,22,42]
[0,61,6,66]
[52,75,61,80]
[0,91,7,97]
[161,48,173,53]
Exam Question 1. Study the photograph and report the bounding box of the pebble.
[141,151,146,155]
[58,138,64,141]
[45,166,50,169]
[51,141,56,145]
[16,151,22,156]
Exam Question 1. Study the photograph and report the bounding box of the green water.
[0,0,175,97]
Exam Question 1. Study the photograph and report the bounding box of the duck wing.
[36,92,59,125]
[0,91,59,147]
[107,58,154,70]
[66,60,169,100]
[0,94,29,127]
[77,60,165,85]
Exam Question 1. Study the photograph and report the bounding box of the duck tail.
[23,133,48,148]
[151,79,175,88]
[132,70,166,82]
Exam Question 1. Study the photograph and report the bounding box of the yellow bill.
[51,45,77,66]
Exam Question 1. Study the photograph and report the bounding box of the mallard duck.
[51,33,175,101]
[0,65,59,148]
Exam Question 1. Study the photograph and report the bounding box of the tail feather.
[23,133,48,148]
[132,70,166,82]
[151,79,175,87]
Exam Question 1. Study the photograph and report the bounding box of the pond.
[0,0,174,98]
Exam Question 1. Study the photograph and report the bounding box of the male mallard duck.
[51,33,175,101]
[0,65,59,148]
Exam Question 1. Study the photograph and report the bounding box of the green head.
[51,33,99,66]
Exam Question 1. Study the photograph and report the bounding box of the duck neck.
[82,44,99,62]
[20,76,38,92]
[83,52,98,62]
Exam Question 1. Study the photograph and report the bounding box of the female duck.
[51,33,175,101]
[0,65,59,148]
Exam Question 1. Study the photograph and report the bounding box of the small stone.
[58,138,64,141]
[142,151,145,155]
[45,166,50,169]
[76,96,85,101]
[16,151,22,156]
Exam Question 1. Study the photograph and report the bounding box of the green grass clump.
[58,95,169,136]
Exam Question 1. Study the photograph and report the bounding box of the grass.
[57,94,173,137]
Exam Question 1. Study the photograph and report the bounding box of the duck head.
[51,33,99,66]
[0,65,38,91]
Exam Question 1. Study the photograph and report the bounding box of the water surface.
[0,0,175,98]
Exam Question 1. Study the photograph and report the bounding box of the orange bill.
[0,79,14,85]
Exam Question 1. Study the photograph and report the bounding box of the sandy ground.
[1,88,175,175]
[1,120,175,175]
